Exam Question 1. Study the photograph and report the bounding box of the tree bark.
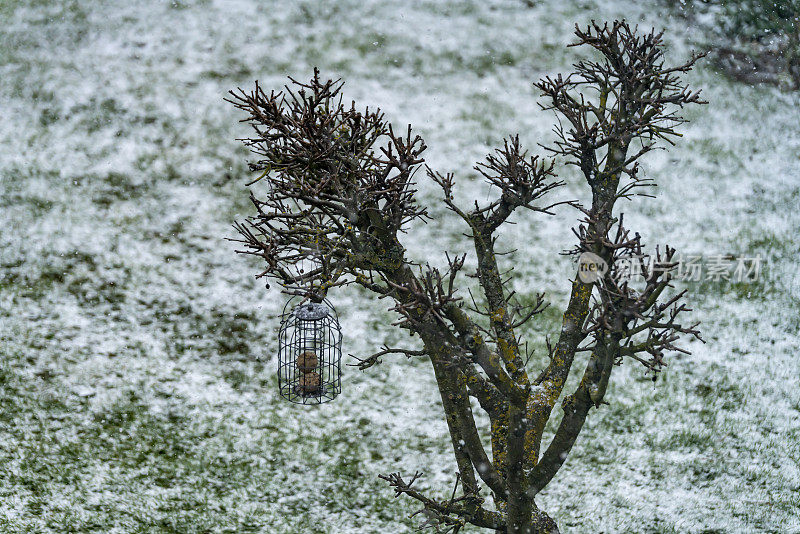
[495,508,560,534]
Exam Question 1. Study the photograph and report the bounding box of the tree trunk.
[492,505,559,534]
[495,515,560,533]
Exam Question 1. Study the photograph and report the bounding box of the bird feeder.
[278,299,342,404]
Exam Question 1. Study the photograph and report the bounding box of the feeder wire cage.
[277,297,342,404]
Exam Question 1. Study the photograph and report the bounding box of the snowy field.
[1,1,799,532]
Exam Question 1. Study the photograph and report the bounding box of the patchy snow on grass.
[1,0,799,533]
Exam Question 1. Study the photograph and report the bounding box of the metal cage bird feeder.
[278,299,342,404]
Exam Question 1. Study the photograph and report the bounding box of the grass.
[1,0,799,533]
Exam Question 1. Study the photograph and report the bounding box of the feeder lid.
[294,302,329,321]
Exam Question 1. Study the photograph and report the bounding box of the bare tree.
[227,21,706,534]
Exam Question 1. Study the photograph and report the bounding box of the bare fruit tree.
[227,20,705,534]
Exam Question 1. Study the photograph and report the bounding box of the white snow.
[1,0,798,532]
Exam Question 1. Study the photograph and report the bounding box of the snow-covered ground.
[1,1,798,532]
